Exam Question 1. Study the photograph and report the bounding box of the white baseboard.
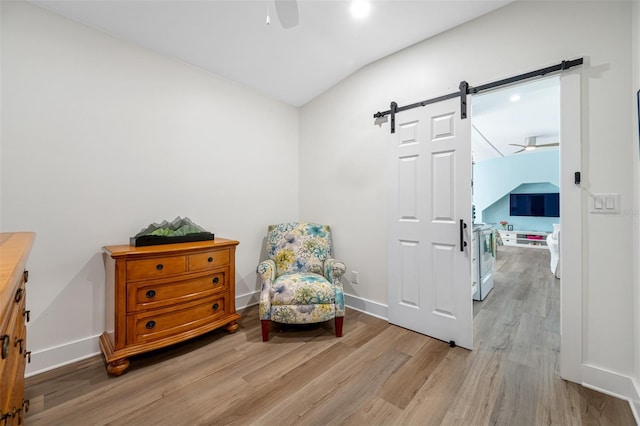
[581,363,634,400]
[344,293,388,320]
[236,290,260,310]
[25,334,101,378]
[629,378,640,424]
[581,363,640,423]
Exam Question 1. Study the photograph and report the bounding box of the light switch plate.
[590,193,621,214]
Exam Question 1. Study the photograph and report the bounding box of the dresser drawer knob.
[14,288,24,304]
[146,290,156,298]
[146,320,156,329]
[23,400,29,413]
[24,351,31,363]
[23,270,29,283]
[1,335,9,359]
[23,310,30,323]
[212,303,219,311]
[207,256,213,263]
[212,277,219,284]
[156,264,164,271]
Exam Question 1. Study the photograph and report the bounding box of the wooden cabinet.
[100,238,240,376]
[0,232,35,425]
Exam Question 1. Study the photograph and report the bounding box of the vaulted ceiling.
[30,0,558,157]
[29,0,512,107]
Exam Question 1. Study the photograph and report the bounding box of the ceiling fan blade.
[538,143,560,147]
[513,148,526,153]
[275,0,299,29]
[509,143,525,148]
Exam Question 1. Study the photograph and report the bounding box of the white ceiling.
[29,0,512,107]
[471,76,560,163]
[28,0,557,157]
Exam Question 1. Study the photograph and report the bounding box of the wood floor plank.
[395,348,472,425]
[439,350,505,424]
[252,326,413,425]
[488,359,539,426]
[218,342,354,425]
[377,337,450,410]
[341,396,403,425]
[24,246,635,425]
[258,349,410,425]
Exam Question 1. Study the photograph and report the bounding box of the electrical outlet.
[351,271,359,284]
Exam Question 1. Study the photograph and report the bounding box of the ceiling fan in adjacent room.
[510,136,559,154]
[267,0,299,29]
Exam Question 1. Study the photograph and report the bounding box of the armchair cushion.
[272,272,335,306]
[266,223,332,278]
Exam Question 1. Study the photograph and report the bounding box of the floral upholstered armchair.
[257,222,346,342]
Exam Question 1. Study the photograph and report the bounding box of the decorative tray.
[130,217,214,247]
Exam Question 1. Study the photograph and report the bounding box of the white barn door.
[388,97,473,349]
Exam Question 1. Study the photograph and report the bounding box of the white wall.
[1,1,299,374]
[300,0,635,394]
[632,0,640,415]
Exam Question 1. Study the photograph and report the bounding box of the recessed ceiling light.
[350,0,370,19]
[510,94,521,102]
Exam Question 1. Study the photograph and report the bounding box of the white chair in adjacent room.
[546,223,560,278]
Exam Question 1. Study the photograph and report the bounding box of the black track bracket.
[390,101,398,134]
[459,81,469,119]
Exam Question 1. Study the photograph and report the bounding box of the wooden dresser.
[0,232,34,425]
[100,238,240,376]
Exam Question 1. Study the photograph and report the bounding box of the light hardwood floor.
[25,246,635,425]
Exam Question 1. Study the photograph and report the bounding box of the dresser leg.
[107,358,130,376]
[226,320,239,334]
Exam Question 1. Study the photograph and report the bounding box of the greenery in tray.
[135,217,209,238]
[148,225,204,237]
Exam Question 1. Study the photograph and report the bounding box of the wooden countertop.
[0,232,35,309]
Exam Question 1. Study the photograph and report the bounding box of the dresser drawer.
[126,270,227,312]
[188,249,229,272]
[0,304,22,417]
[126,256,186,281]
[1,302,19,373]
[127,293,229,345]
[5,317,27,423]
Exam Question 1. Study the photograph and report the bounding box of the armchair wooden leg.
[261,320,270,342]
[335,316,344,337]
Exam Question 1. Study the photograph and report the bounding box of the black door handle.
[459,219,467,252]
